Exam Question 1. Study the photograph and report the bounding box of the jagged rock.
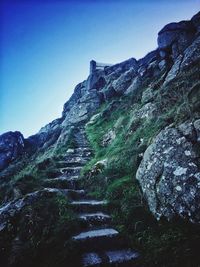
[0,188,68,235]
[138,50,158,67]
[0,188,65,214]
[191,11,200,33]
[141,87,155,104]
[103,85,118,101]
[134,103,159,119]
[158,59,167,70]
[188,83,200,112]
[136,126,200,223]
[104,58,138,76]
[178,121,196,141]
[158,20,196,59]
[194,119,200,142]
[125,76,141,95]
[19,12,199,160]
[86,113,101,126]
[62,89,102,126]
[180,35,200,69]
[0,131,25,171]
[164,54,183,85]
[112,68,137,94]
[0,187,77,266]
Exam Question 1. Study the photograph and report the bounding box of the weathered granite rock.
[158,20,196,59]
[104,58,138,76]
[180,35,200,69]
[141,87,155,104]
[112,68,137,94]
[0,188,71,266]
[138,50,159,68]
[0,188,67,231]
[0,132,25,171]
[25,12,200,157]
[178,121,196,141]
[164,54,183,85]
[125,76,142,95]
[191,11,200,33]
[134,103,159,119]
[136,125,200,223]
[194,119,200,142]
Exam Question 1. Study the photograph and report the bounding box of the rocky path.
[44,126,139,266]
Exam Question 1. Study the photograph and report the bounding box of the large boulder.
[0,188,74,266]
[191,11,200,33]
[0,131,25,171]
[0,188,67,227]
[136,122,200,223]
[158,20,196,59]
[112,68,137,94]
[180,35,200,70]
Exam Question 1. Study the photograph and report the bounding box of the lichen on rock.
[136,124,200,223]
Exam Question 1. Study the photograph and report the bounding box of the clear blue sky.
[1,0,199,137]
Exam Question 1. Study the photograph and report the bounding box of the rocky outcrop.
[0,187,77,267]
[2,13,198,168]
[0,188,66,229]
[158,12,200,61]
[192,11,200,33]
[1,11,200,228]
[136,121,200,223]
[158,21,196,59]
[0,132,25,171]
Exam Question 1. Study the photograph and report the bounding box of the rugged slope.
[0,11,200,267]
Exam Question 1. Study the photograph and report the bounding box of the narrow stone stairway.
[44,126,139,266]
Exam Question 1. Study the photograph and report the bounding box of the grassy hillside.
[82,61,200,266]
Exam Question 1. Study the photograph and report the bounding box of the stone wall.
[90,60,113,74]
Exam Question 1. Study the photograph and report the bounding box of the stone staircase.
[43,126,139,266]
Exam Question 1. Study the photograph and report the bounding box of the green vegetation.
[0,126,80,205]
[0,59,200,267]
[1,194,81,267]
[82,63,200,266]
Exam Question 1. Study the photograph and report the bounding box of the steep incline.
[0,11,200,267]
[43,126,140,267]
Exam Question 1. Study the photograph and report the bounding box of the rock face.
[157,12,200,61]
[158,21,196,59]
[0,131,25,171]
[1,11,200,228]
[1,12,200,168]
[0,188,75,267]
[136,122,200,223]
[0,188,65,229]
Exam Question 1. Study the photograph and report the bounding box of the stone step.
[66,147,92,153]
[72,228,121,251]
[75,147,93,155]
[105,249,140,266]
[71,200,107,213]
[60,166,83,176]
[41,188,84,199]
[82,249,140,267]
[82,252,102,267]
[43,176,81,190]
[78,212,111,226]
[56,159,87,168]
[66,189,85,200]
